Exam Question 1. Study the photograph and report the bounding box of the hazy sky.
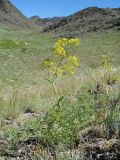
[10,0,120,18]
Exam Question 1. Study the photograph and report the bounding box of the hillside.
[43,7,120,37]
[0,0,36,29]
[0,29,120,159]
[30,16,64,28]
[0,2,120,159]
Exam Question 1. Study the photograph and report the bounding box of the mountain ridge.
[30,16,64,28]
[42,7,120,37]
[0,1,120,34]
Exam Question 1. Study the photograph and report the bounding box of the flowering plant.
[43,38,80,105]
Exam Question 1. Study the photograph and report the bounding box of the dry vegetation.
[0,28,120,159]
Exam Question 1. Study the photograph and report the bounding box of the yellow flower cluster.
[54,46,66,57]
[67,55,79,66]
[63,65,75,75]
[63,55,79,75]
[43,38,80,77]
[67,38,80,45]
[54,38,80,57]
[55,38,68,47]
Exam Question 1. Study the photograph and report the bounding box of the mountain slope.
[30,16,64,28]
[0,0,36,29]
[43,7,120,37]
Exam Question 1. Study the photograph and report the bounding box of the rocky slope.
[0,0,36,29]
[43,7,120,37]
[30,16,64,28]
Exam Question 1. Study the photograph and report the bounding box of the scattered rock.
[80,126,120,160]
[16,111,44,125]
[0,140,8,148]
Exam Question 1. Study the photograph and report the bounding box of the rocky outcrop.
[43,7,120,37]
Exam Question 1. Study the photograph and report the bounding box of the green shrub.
[40,95,95,149]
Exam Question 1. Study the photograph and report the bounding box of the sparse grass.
[0,28,120,159]
[0,29,120,118]
[1,69,120,159]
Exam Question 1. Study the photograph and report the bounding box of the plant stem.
[53,57,64,81]
[52,82,60,106]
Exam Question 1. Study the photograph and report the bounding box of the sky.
[10,0,120,18]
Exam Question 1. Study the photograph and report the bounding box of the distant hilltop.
[30,16,64,28]
[0,0,36,29]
